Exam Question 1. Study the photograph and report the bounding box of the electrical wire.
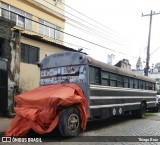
[59,0,128,39]
[41,0,133,47]
[0,7,138,59]
[150,46,160,56]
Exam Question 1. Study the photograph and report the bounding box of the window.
[21,43,39,64]
[129,78,134,88]
[134,79,138,89]
[0,2,32,30]
[146,82,149,90]
[124,76,129,88]
[143,81,146,89]
[25,13,32,30]
[110,73,117,87]
[17,15,25,27]
[152,83,155,90]
[89,66,101,85]
[1,3,9,19]
[38,18,61,40]
[149,83,153,90]
[139,80,143,89]
[101,71,110,86]
[117,75,123,87]
[55,26,61,40]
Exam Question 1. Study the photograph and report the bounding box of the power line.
[0,7,138,59]
[42,0,132,46]
[150,46,160,56]
[65,22,126,47]
[59,0,127,39]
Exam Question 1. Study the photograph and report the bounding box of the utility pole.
[142,10,160,76]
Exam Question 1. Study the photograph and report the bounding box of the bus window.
[101,71,110,86]
[124,76,129,88]
[146,82,149,90]
[134,79,138,89]
[89,66,101,85]
[149,83,153,90]
[110,73,117,87]
[139,80,143,89]
[152,83,155,90]
[143,81,146,89]
[129,78,134,88]
[117,75,123,87]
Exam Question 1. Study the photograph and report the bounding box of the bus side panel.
[89,85,156,119]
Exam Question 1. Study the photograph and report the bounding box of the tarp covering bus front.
[5,84,88,137]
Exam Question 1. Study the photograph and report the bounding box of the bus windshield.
[40,65,87,86]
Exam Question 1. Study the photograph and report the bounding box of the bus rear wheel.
[136,103,146,118]
[58,107,81,137]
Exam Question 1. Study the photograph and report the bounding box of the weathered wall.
[0,0,65,42]
[19,36,67,93]
[0,18,17,108]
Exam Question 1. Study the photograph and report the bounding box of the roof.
[21,31,77,52]
[86,55,155,83]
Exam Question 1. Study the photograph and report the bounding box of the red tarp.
[5,84,88,137]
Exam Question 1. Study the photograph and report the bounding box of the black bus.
[39,51,157,136]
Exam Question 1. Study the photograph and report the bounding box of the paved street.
[1,112,160,145]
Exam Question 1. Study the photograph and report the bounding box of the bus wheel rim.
[68,114,79,131]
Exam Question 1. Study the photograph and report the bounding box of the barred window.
[21,43,39,65]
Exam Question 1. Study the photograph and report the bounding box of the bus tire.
[155,106,160,113]
[58,107,81,137]
[136,103,146,118]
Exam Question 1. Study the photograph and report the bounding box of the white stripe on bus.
[90,85,156,93]
[90,96,156,99]
[89,101,156,109]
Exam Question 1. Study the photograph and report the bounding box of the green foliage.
[6,106,12,115]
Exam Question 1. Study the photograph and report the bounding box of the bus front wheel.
[132,103,146,118]
[58,107,81,137]
[137,103,146,118]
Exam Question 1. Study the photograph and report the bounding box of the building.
[0,0,76,115]
[136,56,143,70]
[132,57,160,91]
[107,54,115,65]
[114,59,131,70]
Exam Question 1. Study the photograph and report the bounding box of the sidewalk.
[0,117,13,136]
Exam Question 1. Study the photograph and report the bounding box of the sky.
[63,0,160,69]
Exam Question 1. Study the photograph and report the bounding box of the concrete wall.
[19,36,67,93]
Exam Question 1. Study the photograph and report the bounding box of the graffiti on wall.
[40,65,86,85]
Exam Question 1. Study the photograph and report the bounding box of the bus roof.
[86,55,155,83]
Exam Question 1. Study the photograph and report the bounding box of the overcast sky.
[64,0,160,69]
